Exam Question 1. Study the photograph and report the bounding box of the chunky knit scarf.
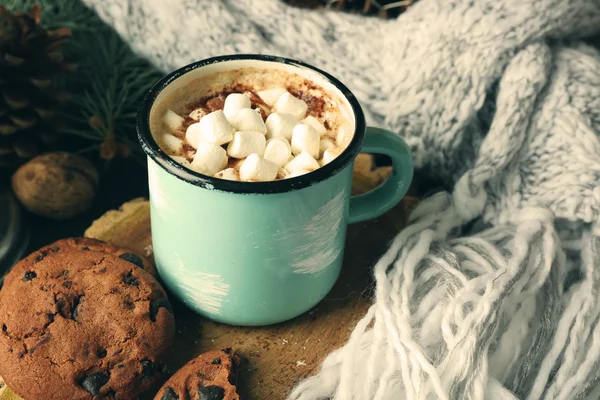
[82,0,600,398]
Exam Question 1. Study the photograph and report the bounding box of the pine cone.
[0,4,76,170]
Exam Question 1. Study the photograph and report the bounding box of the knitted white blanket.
[82,0,600,398]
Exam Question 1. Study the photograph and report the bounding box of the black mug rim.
[137,54,366,194]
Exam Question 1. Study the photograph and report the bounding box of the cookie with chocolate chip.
[4,237,157,288]
[0,249,175,400]
[154,348,240,400]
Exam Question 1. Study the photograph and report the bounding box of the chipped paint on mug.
[287,191,347,275]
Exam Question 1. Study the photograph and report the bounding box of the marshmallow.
[291,124,320,158]
[257,87,287,106]
[188,108,207,121]
[273,92,308,120]
[169,155,190,167]
[227,131,266,159]
[284,151,320,175]
[190,142,227,176]
[223,93,251,118]
[186,110,234,148]
[301,116,327,135]
[319,138,336,158]
[277,167,289,179]
[229,158,245,170]
[158,134,183,154]
[336,122,354,149]
[287,168,311,178]
[265,113,296,140]
[163,109,184,132]
[185,123,202,148]
[264,137,292,167]
[239,153,277,182]
[228,108,267,134]
[321,147,342,166]
[215,168,240,181]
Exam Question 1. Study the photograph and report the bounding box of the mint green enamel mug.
[137,55,413,326]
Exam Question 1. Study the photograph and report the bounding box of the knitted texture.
[81,0,600,398]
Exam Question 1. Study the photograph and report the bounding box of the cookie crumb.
[143,244,153,257]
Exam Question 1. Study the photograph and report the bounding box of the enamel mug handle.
[348,127,414,224]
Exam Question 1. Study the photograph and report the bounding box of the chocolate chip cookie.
[4,237,157,288]
[0,249,175,399]
[154,348,240,400]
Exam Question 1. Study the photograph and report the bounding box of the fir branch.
[67,26,161,159]
[7,0,161,162]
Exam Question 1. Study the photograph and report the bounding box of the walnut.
[12,152,99,220]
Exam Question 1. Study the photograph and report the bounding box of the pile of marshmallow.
[159,88,349,182]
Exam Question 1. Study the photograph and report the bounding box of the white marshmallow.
[215,168,240,181]
[158,134,183,154]
[163,109,184,132]
[264,137,292,167]
[188,108,207,121]
[186,110,233,148]
[291,124,320,158]
[273,92,307,120]
[287,168,311,178]
[319,138,336,158]
[336,122,354,149]
[169,155,190,167]
[265,113,296,140]
[239,154,277,182]
[223,93,251,118]
[185,123,202,148]
[190,142,227,176]
[301,116,327,135]
[257,87,287,106]
[277,167,289,179]
[321,147,342,166]
[227,131,266,159]
[229,158,245,170]
[284,151,320,175]
[228,108,267,134]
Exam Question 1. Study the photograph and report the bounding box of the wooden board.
[1,155,418,400]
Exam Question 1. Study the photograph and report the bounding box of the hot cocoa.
[150,67,354,182]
